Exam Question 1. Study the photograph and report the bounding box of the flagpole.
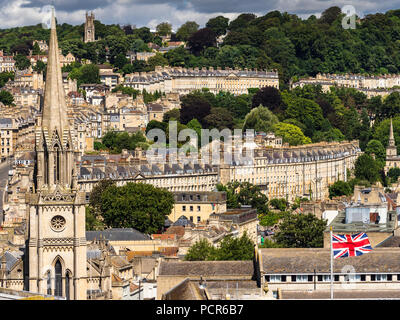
[330,226,333,300]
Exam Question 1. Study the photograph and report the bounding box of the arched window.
[46,271,52,295]
[55,260,62,297]
[65,272,70,300]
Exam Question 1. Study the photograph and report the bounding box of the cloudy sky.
[0,0,399,30]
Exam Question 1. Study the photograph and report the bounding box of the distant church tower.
[385,118,400,174]
[27,10,87,300]
[84,12,95,43]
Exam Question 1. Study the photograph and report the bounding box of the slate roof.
[158,260,255,277]
[162,278,207,300]
[0,251,23,272]
[87,249,101,260]
[172,216,195,227]
[86,228,150,241]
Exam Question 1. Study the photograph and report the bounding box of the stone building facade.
[123,66,279,95]
[220,140,361,202]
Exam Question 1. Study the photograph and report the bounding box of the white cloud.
[0,0,399,29]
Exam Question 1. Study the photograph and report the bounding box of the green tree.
[243,106,279,133]
[156,22,172,36]
[180,92,212,125]
[251,86,282,113]
[206,16,229,37]
[163,108,180,122]
[114,53,128,69]
[184,233,254,261]
[69,64,100,86]
[319,6,342,24]
[203,107,234,130]
[146,120,168,134]
[365,139,386,164]
[14,54,31,70]
[33,60,46,74]
[272,122,311,146]
[354,154,382,184]
[184,239,217,261]
[99,182,174,234]
[0,90,14,106]
[32,42,41,55]
[176,21,199,41]
[273,213,327,248]
[217,182,269,214]
[0,72,14,88]
[187,28,217,56]
[147,53,168,69]
[379,92,400,120]
[388,167,400,183]
[328,180,352,199]
[269,198,288,211]
[215,233,254,260]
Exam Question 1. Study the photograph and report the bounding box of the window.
[270,275,281,283]
[376,274,387,281]
[182,205,186,211]
[55,260,62,297]
[190,206,193,212]
[46,271,52,295]
[66,272,70,300]
[360,274,366,281]
[197,216,201,223]
[371,275,376,281]
[296,275,308,282]
[189,216,193,222]
[197,206,201,212]
[322,275,331,282]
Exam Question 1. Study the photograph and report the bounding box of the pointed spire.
[42,8,69,140]
[389,118,396,147]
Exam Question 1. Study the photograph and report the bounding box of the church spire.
[389,118,396,147]
[36,8,76,191]
[41,8,69,139]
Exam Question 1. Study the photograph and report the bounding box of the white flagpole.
[330,226,334,300]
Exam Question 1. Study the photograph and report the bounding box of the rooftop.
[326,210,396,233]
[260,248,400,274]
[158,260,254,277]
[86,228,150,241]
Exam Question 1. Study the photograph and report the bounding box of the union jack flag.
[332,232,372,259]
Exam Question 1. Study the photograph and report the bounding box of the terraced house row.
[123,66,279,95]
[291,73,400,98]
[74,137,361,202]
[219,139,361,201]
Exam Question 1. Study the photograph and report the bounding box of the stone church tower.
[84,12,95,43]
[385,118,400,173]
[27,10,87,300]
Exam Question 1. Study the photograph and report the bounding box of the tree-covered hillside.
[2,7,400,87]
